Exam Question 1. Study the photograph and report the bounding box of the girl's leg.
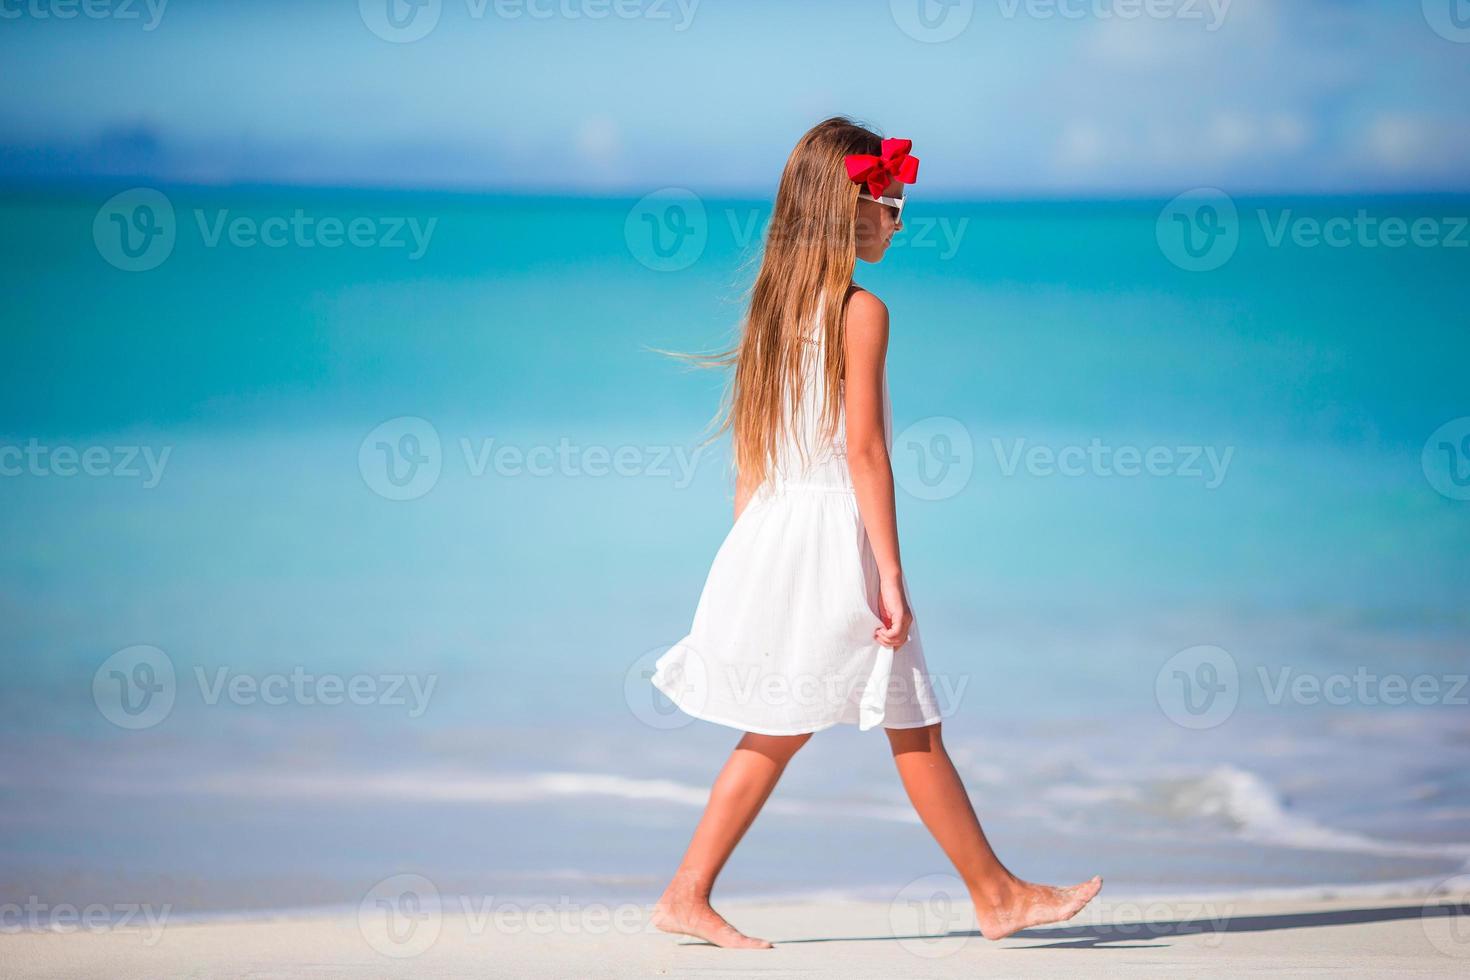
[885,722,1102,940]
[652,730,813,949]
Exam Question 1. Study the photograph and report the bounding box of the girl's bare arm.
[843,289,912,648]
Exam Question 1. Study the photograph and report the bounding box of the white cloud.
[575,116,621,160]
[1055,119,1109,169]
[1205,111,1312,159]
[1359,111,1470,180]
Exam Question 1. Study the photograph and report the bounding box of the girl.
[648,117,1102,949]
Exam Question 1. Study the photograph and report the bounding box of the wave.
[200,768,921,824]
[1159,764,1470,863]
[201,759,1469,868]
[199,756,1470,861]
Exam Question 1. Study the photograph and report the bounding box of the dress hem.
[651,669,943,737]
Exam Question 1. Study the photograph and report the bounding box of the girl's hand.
[875,573,914,649]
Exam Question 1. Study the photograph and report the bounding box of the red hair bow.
[844,138,920,197]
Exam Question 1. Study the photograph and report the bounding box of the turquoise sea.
[2,186,1468,914]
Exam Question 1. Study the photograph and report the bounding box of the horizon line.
[5,176,1470,204]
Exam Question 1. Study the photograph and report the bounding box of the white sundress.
[649,307,944,736]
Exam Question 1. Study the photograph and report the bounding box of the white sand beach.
[6,888,1468,978]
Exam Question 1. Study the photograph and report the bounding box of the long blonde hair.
[668,116,881,490]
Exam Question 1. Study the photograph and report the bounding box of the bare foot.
[651,893,774,949]
[973,875,1103,941]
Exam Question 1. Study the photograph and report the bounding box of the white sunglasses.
[857,188,907,219]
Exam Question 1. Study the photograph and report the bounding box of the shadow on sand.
[759,899,1470,950]
[1008,900,1470,950]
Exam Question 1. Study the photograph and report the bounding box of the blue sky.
[2,0,1468,194]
